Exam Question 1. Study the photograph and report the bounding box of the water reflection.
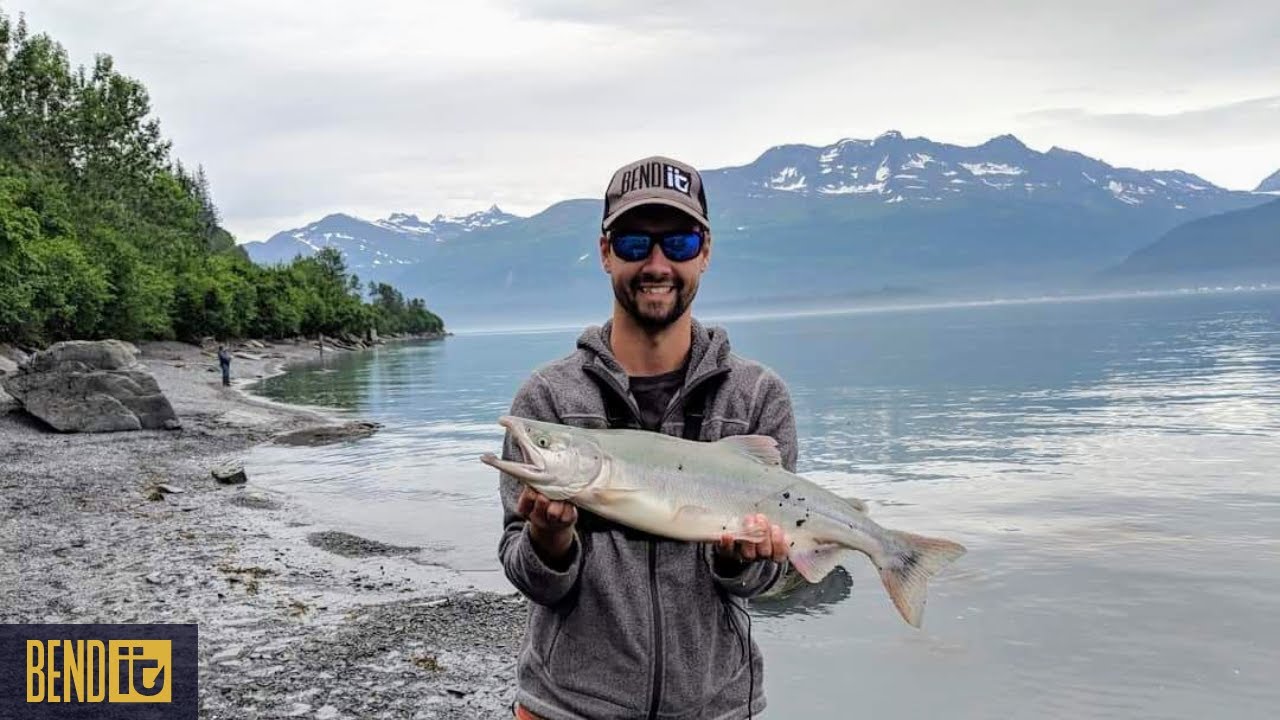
[753,567,854,618]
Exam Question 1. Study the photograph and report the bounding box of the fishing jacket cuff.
[518,524,581,604]
[706,545,786,598]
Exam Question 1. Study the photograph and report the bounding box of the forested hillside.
[0,10,441,345]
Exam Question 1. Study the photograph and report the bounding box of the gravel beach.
[0,339,524,719]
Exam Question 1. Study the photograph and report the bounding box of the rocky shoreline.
[0,338,523,719]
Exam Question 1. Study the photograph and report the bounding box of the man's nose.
[641,244,675,273]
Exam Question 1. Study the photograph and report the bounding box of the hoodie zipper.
[646,540,663,720]
[584,361,729,720]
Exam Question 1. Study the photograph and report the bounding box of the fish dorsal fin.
[716,434,782,466]
[842,496,869,514]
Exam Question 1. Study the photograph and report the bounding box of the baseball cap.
[601,156,710,231]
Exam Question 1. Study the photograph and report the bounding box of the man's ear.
[701,230,712,271]
[599,234,612,273]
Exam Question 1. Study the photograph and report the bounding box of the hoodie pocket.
[533,606,565,668]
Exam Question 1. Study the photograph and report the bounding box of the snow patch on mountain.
[902,153,934,170]
[961,162,1024,176]
[769,167,807,191]
[1108,180,1142,205]
[819,181,885,195]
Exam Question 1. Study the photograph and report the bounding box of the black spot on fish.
[901,552,919,572]
[789,541,795,547]
[795,518,806,528]
[782,492,791,499]
[678,464,683,471]
[798,497,806,502]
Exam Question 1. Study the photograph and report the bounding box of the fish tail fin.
[879,531,966,628]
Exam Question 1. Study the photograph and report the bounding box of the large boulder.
[0,344,25,377]
[1,340,181,432]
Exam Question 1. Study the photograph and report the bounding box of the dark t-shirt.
[628,365,686,431]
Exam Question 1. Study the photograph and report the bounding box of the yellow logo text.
[25,639,171,704]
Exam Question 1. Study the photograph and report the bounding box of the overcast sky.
[15,0,1280,241]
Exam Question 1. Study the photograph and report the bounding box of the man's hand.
[517,486,578,565]
[715,513,788,565]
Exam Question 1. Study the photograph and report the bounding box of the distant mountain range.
[244,132,1273,324]
[250,206,520,269]
[1257,169,1280,194]
[1111,197,1280,276]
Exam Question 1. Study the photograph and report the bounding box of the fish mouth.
[480,415,547,480]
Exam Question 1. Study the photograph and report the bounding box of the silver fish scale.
[592,430,890,558]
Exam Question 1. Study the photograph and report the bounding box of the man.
[217,345,231,387]
[497,156,799,720]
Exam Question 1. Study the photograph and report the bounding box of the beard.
[613,271,698,332]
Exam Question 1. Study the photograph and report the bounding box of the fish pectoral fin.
[788,536,857,583]
[716,434,783,466]
[588,486,645,504]
[671,504,725,533]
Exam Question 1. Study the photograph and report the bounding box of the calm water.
[246,290,1280,719]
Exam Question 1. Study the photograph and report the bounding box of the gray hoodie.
[498,319,798,720]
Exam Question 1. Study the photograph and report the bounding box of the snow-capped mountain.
[1256,169,1280,194]
[708,131,1233,212]
[248,205,518,269]
[373,206,519,237]
[245,132,1269,324]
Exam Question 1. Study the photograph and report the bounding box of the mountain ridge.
[1256,169,1280,194]
[248,205,521,268]
[243,131,1270,323]
[1111,197,1280,276]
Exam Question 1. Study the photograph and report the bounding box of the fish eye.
[536,437,550,448]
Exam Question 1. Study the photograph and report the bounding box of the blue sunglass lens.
[659,232,703,261]
[612,234,654,262]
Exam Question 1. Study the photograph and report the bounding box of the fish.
[482,415,966,627]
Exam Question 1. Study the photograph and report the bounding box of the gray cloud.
[1021,97,1280,143]
[13,0,1280,240]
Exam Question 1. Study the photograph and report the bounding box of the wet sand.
[0,339,523,719]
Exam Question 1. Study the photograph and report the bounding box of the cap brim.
[602,197,709,231]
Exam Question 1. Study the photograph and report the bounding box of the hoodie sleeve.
[709,367,801,598]
[497,372,583,607]
[751,368,799,474]
[707,545,786,598]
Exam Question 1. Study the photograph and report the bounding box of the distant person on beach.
[495,157,798,719]
[217,345,231,387]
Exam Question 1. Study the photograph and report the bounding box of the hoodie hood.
[575,318,733,392]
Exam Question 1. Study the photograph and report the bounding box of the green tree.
[0,9,444,345]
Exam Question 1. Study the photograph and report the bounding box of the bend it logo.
[3,624,196,719]
[25,639,171,703]
[25,635,172,696]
